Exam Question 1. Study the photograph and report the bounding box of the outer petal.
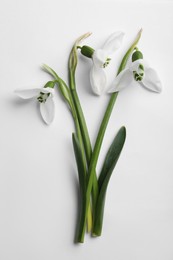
[14,88,41,99]
[108,69,134,93]
[140,67,162,93]
[102,31,124,55]
[90,65,107,95]
[40,96,55,124]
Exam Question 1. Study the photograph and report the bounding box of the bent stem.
[42,64,93,236]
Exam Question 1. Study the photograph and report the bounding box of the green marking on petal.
[102,57,111,68]
[37,92,50,103]
[133,63,145,82]
[139,64,144,71]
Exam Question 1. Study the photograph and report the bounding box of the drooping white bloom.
[108,58,162,93]
[90,31,124,95]
[14,86,55,124]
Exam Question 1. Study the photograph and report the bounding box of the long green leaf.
[93,126,126,236]
[72,133,87,243]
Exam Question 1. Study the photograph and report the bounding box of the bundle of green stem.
[43,29,142,243]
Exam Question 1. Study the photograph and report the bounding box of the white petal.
[14,88,41,99]
[93,49,107,68]
[102,31,124,55]
[108,69,134,93]
[40,87,55,96]
[90,65,107,95]
[140,67,162,93]
[40,96,55,124]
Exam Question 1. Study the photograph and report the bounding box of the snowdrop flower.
[80,31,124,95]
[14,81,55,124]
[108,50,162,93]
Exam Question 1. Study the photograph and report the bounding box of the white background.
[0,0,173,259]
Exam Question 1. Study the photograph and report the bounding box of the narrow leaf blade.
[72,133,87,243]
[93,126,126,236]
[98,126,126,189]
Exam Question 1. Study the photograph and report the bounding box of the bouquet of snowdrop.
[15,29,162,243]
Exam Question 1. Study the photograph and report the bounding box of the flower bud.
[80,45,94,58]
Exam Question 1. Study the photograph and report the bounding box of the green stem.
[69,71,93,164]
[86,93,118,234]
[72,102,93,234]
[70,89,118,240]
[73,115,92,242]
[68,49,99,233]
[70,89,99,207]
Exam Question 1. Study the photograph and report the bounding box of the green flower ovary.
[37,92,50,103]
[133,64,144,82]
